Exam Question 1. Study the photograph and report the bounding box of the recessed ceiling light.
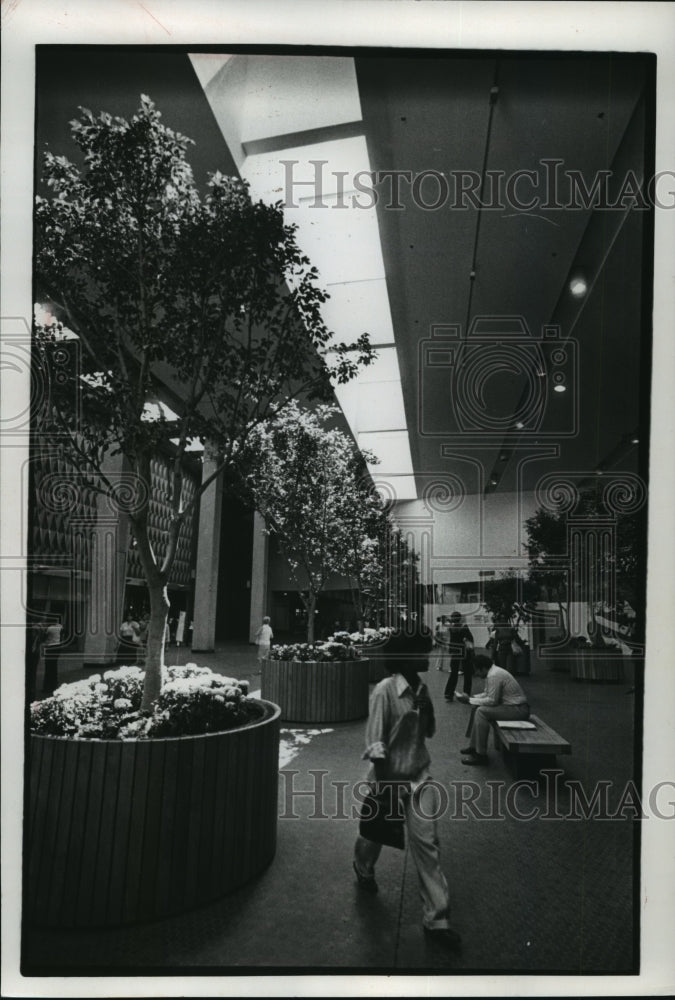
[553,384,567,393]
[515,421,524,430]
[490,478,498,486]
[630,436,639,445]
[569,272,588,298]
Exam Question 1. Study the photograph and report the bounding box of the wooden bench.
[491,714,571,777]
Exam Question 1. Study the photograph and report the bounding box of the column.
[191,456,223,651]
[248,512,270,643]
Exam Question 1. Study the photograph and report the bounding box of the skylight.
[189,53,417,500]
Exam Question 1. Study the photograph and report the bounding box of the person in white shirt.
[455,654,530,765]
[352,627,461,952]
[255,617,274,668]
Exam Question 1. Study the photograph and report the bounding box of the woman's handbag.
[358,786,406,850]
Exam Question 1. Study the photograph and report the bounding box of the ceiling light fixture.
[553,384,567,393]
[569,270,588,298]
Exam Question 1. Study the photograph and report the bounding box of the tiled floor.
[22,646,640,977]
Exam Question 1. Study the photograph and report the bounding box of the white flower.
[114,698,132,711]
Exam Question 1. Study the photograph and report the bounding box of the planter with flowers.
[349,626,395,683]
[26,664,280,929]
[261,636,370,723]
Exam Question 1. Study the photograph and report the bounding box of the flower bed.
[269,636,362,663]
[30,664,255,740]
[349,626,395,646]
[26,664,281,928]
[348,627,395,682]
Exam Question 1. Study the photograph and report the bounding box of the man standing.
[352,627,461,951]
[456,654,530,766]
[443,610,475,701]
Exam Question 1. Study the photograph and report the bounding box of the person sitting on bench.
[455,654,530,766]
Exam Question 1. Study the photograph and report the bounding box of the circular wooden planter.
[25,699,281,929]
[261,658,369,723]
[571,651,627,682]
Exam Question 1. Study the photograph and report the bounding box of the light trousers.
[354,780,450,930]
[470,702,530,754]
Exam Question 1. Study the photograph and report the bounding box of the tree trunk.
[130,484,172,711]
[141,579,170,711]
[306,591,316,645]
[350,585,362,634]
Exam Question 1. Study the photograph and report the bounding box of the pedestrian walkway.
[23,646,639,975]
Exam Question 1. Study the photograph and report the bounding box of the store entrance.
[215,496,254,641]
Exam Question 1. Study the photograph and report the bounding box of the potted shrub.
[26,665,281,929]
[523,486,645,676]
[261,636,369,723]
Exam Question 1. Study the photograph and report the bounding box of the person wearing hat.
[455,654,530,765]
[443,611,475,702]
[352,625,461,952]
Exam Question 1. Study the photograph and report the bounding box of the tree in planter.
[385,526,423,627]
[336,476,390,632]
[244,402,379,645]
[33,96,374,709]
[522,507,570,640]
[482,571,535,625]
[523,486,643,647]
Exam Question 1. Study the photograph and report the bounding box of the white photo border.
[2,2,674,996]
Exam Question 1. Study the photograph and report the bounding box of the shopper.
[443,611,475,701]
[118,611,141,665]
[455,654,530,766]
[42,619,63,695]
[255,616,274,670]
[430,616,448,672]
[352,626,461,951]
[489,606,519,673]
